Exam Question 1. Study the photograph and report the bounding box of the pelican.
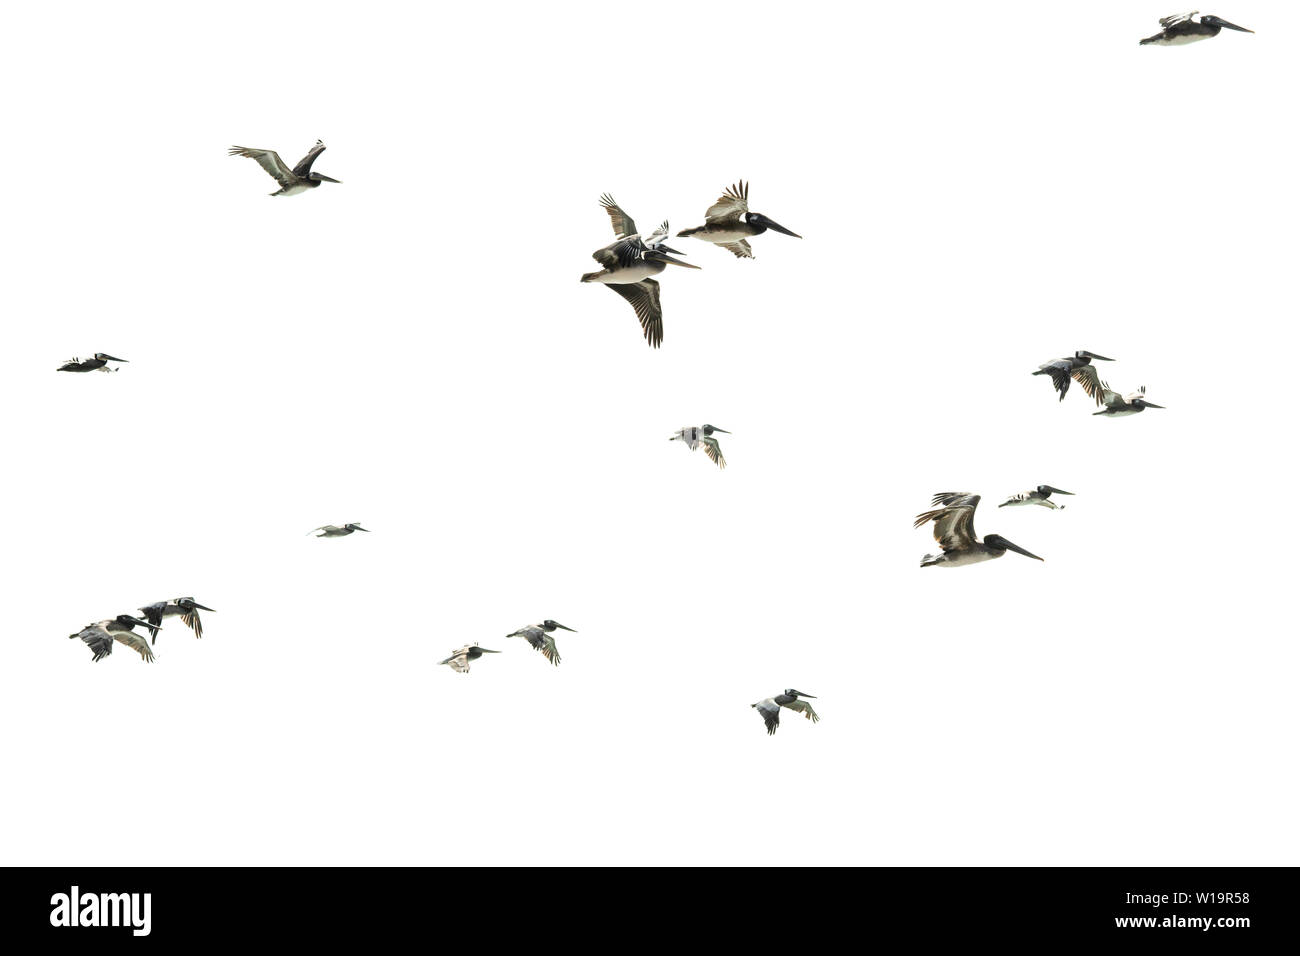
[914,493,1044,568]
[139,597,215,643]
[1140,12,1253,45]
[670,424,730,469]
[1033,351,1114,404]
[439,644,502,673]
[69,615,159,663]
[309,523,369,537]
[581,195,700,349]
[57,353,127,373]
[752,690,819,735]
[1094,385,1166,417]
[228,140,341,196]
[999,485,1074,510]
[506,620,576,666]
[677,181,801,258]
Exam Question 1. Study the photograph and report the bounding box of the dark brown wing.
[605,279,663,348]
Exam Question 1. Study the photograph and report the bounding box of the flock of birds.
[58,13,1245,734]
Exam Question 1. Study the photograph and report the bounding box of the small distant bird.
[228,140,341,196]
[1140,12,1253,45]
[506,620,576,666]
[752,690,819,735]
[439,644,502,673]
[914,493,1044,568]
[999,486,1074,510]
[139,597,216,643]
[1033,351,1114,404]
[1094,385,1166,417]
[57,354,128,373]
[670,424,730,469]
[581,195,700,348]
[309,523,369,537]
[677,181,801,259]
[69,615,160,663]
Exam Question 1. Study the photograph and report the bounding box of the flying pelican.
[139,597,216,643]
[999,485,1074,510]
[438,644,502,673]
[69,615,160,663]
[677,181,801,258]
[1094,385,1166,417]
[752,690,819,735]
[1033,351,1114,403]
[1140,12,1253,45]
[227,140,341,196]
[581,195,700,349]
[57,354,127,373]
[914,493,1044,568]
[506,620,576,666]
[309,523,370,537]
[670,424,730,469]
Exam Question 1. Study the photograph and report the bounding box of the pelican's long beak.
[1208,17,1253,33]
[657,244,687,256]
[791,690,817,699]
[102,355,128,362]
[316,174,342,183]
[1084,352,1114,362]
[355,526,371,532]
[652,251,701,270]
[191,603,217,612]
[554,623,577,632]
[1003,540,1045,561]
[711,428,731,433]
[124,615,155,629]
[764,219,802,238]
[1143,403,1166,409]
[1045,487,1074,496]
[480,648,502,654]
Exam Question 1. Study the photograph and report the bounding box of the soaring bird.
[506,620,576,666]
[914,493,1044,568]
[677,181,801,258]
[309,523,370,537]
[1140,12,1253,45]
[69,615,160,663]
[139,597,216,643]
[228,140,341,196]
[752,690,819,735]
[581,195,700,348]
[57,353,128,373]
[1094,385,1166,417]
[1033,351,1114,404]
[439,644,502,673]
[670,424,730,469]
[999,486,1074,510]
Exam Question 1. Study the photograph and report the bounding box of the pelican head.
[95,353,128,362]
[115,614,157,630]
[542,620,576,632]
[1037,485,1074,496]
[311,173,341,184]
[785,689,816,699]
[745,212,802,238]
[344,523,370,532]
[701,424,731,435]
[178,598,217,612]
[1076,351,1113,363]
[984,535,1044,561]
[1202,15,1253,33]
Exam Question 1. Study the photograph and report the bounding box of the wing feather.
[227,146,296,188]
[599,194,638,239]
[605,279,663,348]
[704,180,749,223]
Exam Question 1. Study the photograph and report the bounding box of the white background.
[1,1,1294,865]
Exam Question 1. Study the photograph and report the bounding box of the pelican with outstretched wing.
[1033,351,1114,404]
[139,597,215,643]
[57,353,128,373]
[69,615,160,663]
[914,493,1044,568]
[582,194,700,349]
[677,181,802,259]
[752,690,819,736]
[1140,12,1253,45]
[1094,385,1166,417]
[439,644,502,674]
[670,424,730,469]
[228,140,341,196]
[999,486,1074,510]
[506,620,576,667]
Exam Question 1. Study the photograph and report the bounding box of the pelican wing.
[1037,359,1072,400]
[646,221,670,246]
[704,181,748,224]
[114,630,155,663]
[1071,365,1105,405]
[590,237,647,269]
[914,494,981,552]
[1159,12,1196,28]
[180,607,204,639]
[717,240,754,259]
[700,437,727,469]
[599,194,638,239]
[605,279,663,349]
[783,699,820,723]
[58,358,92,372]
[1098,382,1124,408]
[440,646,472,672]
[72,624,115,662]
[755,700,780,735]
[291,140,326,178]
[539,635,562,666]
[228,146,297,188]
